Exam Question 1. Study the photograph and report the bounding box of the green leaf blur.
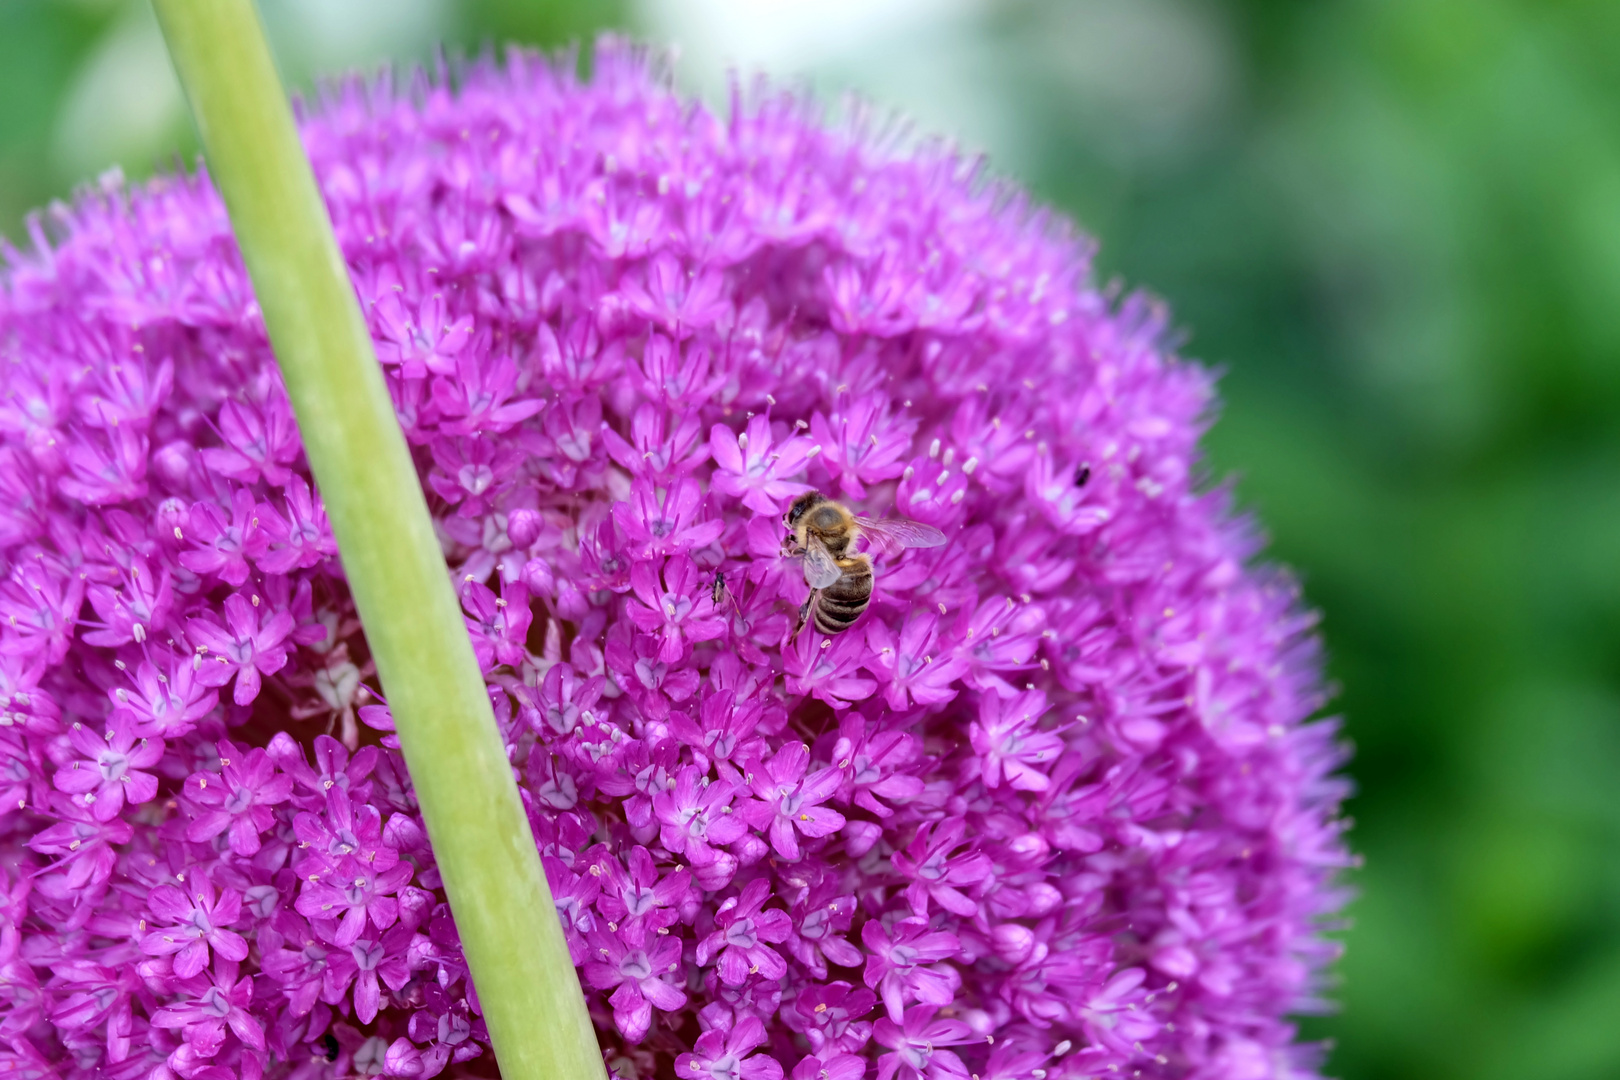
[4,1,1616,1077]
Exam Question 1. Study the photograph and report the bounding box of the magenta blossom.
[596,845,692,943]
[890,818,991,918]
[150,958,265,1057]
[582,928,688,1041]
[0,39,1347,1080]
[676,1015,784,1080]
[873,1006,974,1080]
[51,715,163,821]
[968,688,1064,791]
[654,766,748,871]
[113,655,219,738]
[182,739,294,855]
[186,593,300,705]
[710,414,816,515]
[741,742,846,861]
[294,849,412,946]
[862,918,963,1022]
[139,873,250,978]
[786,981,877,1057]
[697,877,794,987]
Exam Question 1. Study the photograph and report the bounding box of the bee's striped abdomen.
[813,557,872,634]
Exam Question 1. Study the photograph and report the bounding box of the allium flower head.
[0,40,1349,1080]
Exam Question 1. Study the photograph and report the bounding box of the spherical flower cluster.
[0,41,1350,1080]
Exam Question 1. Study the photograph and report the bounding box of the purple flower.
[0,560,82,665]
[710,415,815,514]
[150,958,266,1055]
[28,796,131,894]
[670,689,770,772]
[633,331,724,408]
[57,426,147,506]
[968,689,1064,792]
[48,960,140,1062]
[294,850,413,946]
[0,1036,54,1080]
[1,959,45,1040]
[891,819,991,919]
[830,717,925,819]
[183,740,294,855]
[139,873,250,978]
[582,927,688,1041]
[0,40,1348,1080]
[461,579,532,672]
[786,890,863,980]
[873,1007,973,1080]
[273,731,380,809]
[186,593,298,705]
[676,1015,784,1080]
[291,788,391,873]
[524,661,607,738]
[201,396,301,487]
[432,352,544,435]
[628,555,728,662]
[864,612,967,711]
[810,396,914,499]
[543,855,601,956]
[792,1055,868,1080]
[622,253,731,335]
[111,655,219,738]
[256,476,336,573]
[259,912,331,1016]
[596,846,691,942]
[0,870,28,962]
[653,767,747,871]
[862,918,963,1022]
[0,732,41,819]
[783,628,877,708]
[603,404,710,480]
[696,877,793,986]
[322,927,414,1024]
[372,286,474,378]
[403,986,486,1078]
[614,477,724,558]
[81,555,172,647]
[741,743,846,861]
[787,981,876,1057]
[178,489,267,586]
[51,716,163,821]
[428,434,525,517]
[975,1043,1053,1080]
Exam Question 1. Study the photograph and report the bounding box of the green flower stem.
[149,2,604,1077]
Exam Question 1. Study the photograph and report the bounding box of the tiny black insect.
[321,1034,341,1062]
[1074,462,1091,487]
[711,570,727,605]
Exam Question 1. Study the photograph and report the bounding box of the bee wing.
[801,535,845,590]
[854,516,947,555]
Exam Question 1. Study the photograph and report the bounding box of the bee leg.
[794,596,812,636]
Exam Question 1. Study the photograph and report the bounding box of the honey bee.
[782,491,946,636]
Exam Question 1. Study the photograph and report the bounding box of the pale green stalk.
[148,3,604,1077]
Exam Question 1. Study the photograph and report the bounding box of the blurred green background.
[5,1,1620,1077]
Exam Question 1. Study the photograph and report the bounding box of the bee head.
[785,491,822,528]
